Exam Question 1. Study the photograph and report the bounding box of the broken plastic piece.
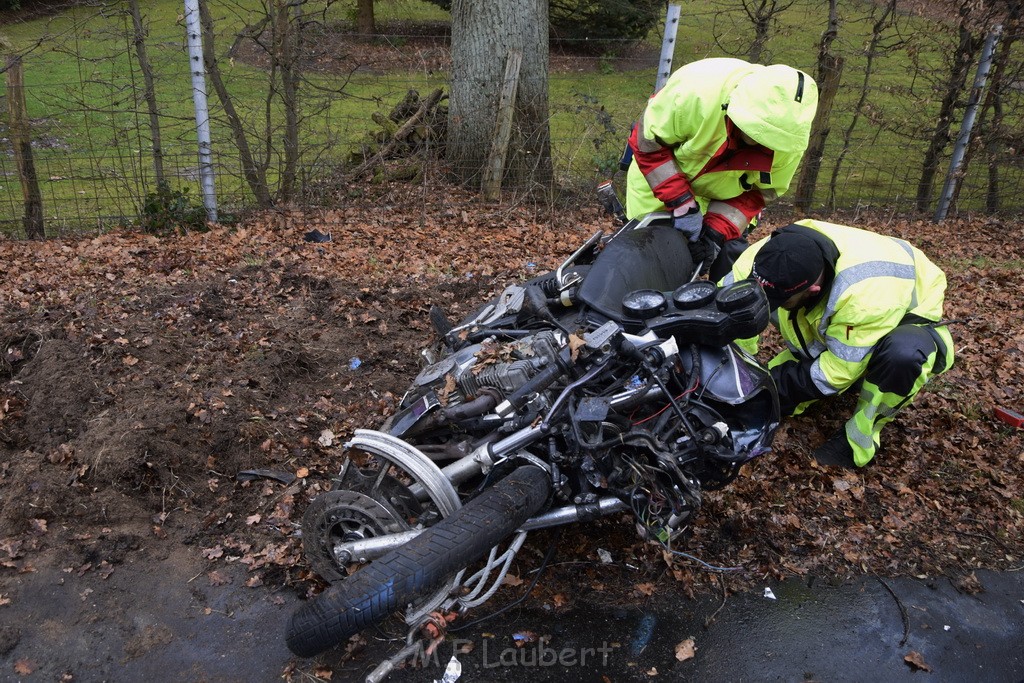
[303,229,332,243]
[433,655,462,683]
[994,406,1024,428]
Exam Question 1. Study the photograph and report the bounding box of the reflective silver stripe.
[807,339,828,357]
[848,423,874,450]
[876,403,901,419]
[818,261,916,340]
[635,110,662,153]
[722,272,736,286]
[889,237,918,310]
[761,188,778,201]
[706,200,748,231]
[810,357,840,395]
[824,336,872,362]
[643,160,679,188]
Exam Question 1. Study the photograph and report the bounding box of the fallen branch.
[703,572,728,629]
[875,576,909,646]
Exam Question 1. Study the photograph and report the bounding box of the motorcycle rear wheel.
[286,465,552,657]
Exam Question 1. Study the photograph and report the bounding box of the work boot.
[813,429,858,469]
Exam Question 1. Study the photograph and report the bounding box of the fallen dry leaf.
[635,582,656,597]
[904,651,933,672]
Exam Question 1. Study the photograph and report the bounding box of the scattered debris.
[303,229,332,243]
[674,637,696,662]
[511,631,538,648]
[432,654,462,683]
[763,588,777,600]
[235,470,297,485]
[904,650,933,672]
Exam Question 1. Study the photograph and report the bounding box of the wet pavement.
[361,569,1024,683]
[3,542,1022,682]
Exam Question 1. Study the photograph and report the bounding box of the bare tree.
[199,0,274,208]
[127,0,166,194]
[710,0,796,64]
[795,0,842,210]
[272,0,301,203]
[355,0,375,35]
[447,0,552,193]
[827,0,899,210]
[745,0,796,64]
[951,2,1022,213]
[915,0,985,212]
[5,53,44,239]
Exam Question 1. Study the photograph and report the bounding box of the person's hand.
[694,226,724,275]
[671,201,703,242]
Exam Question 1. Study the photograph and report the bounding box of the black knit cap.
[750,231,824,309]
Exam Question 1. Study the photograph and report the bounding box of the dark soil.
[1,186,1022,680]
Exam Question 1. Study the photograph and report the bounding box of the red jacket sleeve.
[628,121,693,208]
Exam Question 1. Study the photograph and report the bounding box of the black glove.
[691,226,725,276]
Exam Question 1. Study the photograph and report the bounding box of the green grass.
[1,0,1022,235]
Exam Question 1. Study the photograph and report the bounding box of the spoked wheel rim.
[301,429,464,623]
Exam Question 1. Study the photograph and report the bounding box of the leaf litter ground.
[1,187,1022,679]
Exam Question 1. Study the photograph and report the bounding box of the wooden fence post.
[481,50,522,202]
[5,55,45,239]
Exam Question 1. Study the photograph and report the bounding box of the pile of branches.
[348,89,447,183]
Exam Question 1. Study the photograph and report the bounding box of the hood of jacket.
[727,64,819,153]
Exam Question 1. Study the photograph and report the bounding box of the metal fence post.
[184,0,218,223]
[933,24,1002,222]
[656,4,682,91]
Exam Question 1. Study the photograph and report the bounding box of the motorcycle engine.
[412,331,565,404]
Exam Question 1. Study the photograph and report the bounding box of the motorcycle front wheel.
[285,465,552,657]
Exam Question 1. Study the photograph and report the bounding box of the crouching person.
[721,219,955,468]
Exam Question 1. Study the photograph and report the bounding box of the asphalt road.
[2,541,1021,682]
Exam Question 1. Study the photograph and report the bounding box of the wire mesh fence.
[2,0,1022,238]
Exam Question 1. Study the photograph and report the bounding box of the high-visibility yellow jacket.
[723,219,949,397]
[626,58,818,240]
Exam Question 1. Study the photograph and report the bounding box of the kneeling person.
[720,219,955,468]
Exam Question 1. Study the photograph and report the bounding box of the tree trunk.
[356,0,375,36]
[198,0,274,208]
[5,56,44,240]
[982,11,1019,213]
[274,0,300,203]
[795,0,842,211]
[743,0,795,64]
[128,0,166,194]
[915,4,981,213]
[447,0,552,193]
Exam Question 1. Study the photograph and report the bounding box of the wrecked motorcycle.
[285,212,780,674]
